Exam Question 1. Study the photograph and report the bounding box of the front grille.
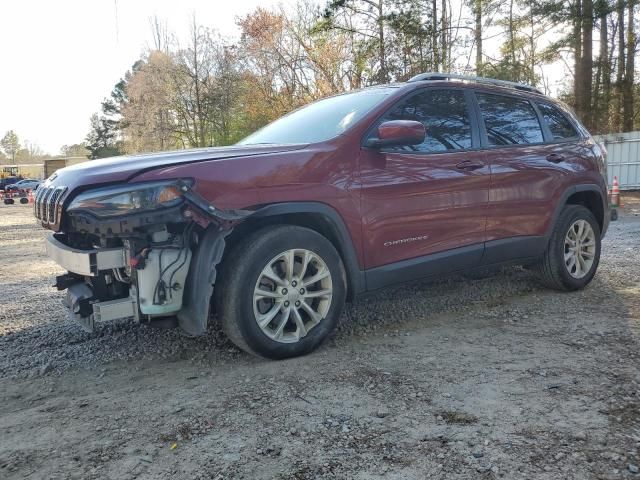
[34,186,67,226]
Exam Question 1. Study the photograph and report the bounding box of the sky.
[0,0,282,155]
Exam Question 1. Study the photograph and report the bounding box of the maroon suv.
[36,73,613,359]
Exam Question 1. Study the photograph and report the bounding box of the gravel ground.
[1,199,639,479]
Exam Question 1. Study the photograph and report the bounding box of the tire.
[537,205,601,291]
[216,225,347,359]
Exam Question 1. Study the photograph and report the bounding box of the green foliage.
[85,114,122,159]
[60,143,90,158]
[101,78,128,118]
[386,0,435,78]
[0,130,20,162]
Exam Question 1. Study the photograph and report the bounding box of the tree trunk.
[509,0,516,70]
[623,0,635,131]
[597,7,611,133]
[581,0,594,130]
[529,11,536,84]
[441,0,448,70]
[573,0,584,123]
[615,0,625,131]
[475,0,482,75]
[433,0,439,70]
[190,18,205,147]
[377,0,387,83]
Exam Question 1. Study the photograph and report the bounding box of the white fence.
[594,131,640,190]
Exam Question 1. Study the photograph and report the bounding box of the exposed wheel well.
[565,190,604,231]
[220,212,357,300]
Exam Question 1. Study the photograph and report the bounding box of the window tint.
[537,103,578,140]
[377,89,472,152]
[476,93,543,145]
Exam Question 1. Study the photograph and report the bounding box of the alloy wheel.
[564,219,596,279]
[253,249,333,343]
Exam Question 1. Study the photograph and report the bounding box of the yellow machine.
[1,164,45,180]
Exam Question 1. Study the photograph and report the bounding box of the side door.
[474,91,582,263]
[357,88,490,284]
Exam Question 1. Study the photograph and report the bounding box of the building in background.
[0,157,89,180]
[43,157,87,179]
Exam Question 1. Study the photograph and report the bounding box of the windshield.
[238,88,396,145]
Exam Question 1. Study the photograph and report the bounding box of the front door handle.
[546,153,565,163]
[456,160,485,171]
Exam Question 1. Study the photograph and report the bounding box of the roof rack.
[407,72,543,95]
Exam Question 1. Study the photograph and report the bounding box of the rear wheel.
[216,225,347,359]
[537,205,601,291]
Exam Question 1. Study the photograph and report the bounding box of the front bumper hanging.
[46,227,226,336]
[47,233,139,332]
[62,282,140,333]
[46,233,126,276]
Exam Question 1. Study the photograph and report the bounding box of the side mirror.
[364,120,426,149]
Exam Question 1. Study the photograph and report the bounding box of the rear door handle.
[546,153,565,163]
[456,160,485,171]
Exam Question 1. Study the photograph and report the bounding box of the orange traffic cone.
[611,176,620,207]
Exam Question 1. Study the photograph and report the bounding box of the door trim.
[481,236,548,265]
[363,234,552,292]
[365,243,484,290]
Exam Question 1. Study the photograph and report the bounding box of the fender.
[546,184,608,238]
[179,201,364,336]
[250,202,366,297]
[177,227,229,336]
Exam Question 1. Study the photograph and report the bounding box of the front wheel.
[216,225,347,359]
[537,205,601,291]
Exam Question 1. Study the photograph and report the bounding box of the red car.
[36,73,613,359]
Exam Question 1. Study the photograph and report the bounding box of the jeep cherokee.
[35,73,614,359]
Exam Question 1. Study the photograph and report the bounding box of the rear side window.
[476,93,543,145]
[537,103,579,140]
[377,89,473,152]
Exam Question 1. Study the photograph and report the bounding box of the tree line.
[75,0,638,158]
[0,129,87,165]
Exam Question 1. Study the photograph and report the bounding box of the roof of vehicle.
[407,72,543,95]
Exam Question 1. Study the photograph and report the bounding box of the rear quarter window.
[476,92,544,146]
[537,103,579,140]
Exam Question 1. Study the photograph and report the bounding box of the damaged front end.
[38,179,251,335]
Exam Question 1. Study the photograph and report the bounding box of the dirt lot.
[1,199,639,480]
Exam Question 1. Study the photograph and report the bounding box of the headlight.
[67,181,186,218]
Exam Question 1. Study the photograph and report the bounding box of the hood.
[46,144,306,192]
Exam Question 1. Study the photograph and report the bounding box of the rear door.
[357,87,490,271]
[474,91,582,262]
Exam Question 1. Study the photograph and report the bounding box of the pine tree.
[85,114,121,159]
[0,130,20,163]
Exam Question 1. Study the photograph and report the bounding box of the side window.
[377,89,473,152]
[537,103,579,140]
[476,93,543,145]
